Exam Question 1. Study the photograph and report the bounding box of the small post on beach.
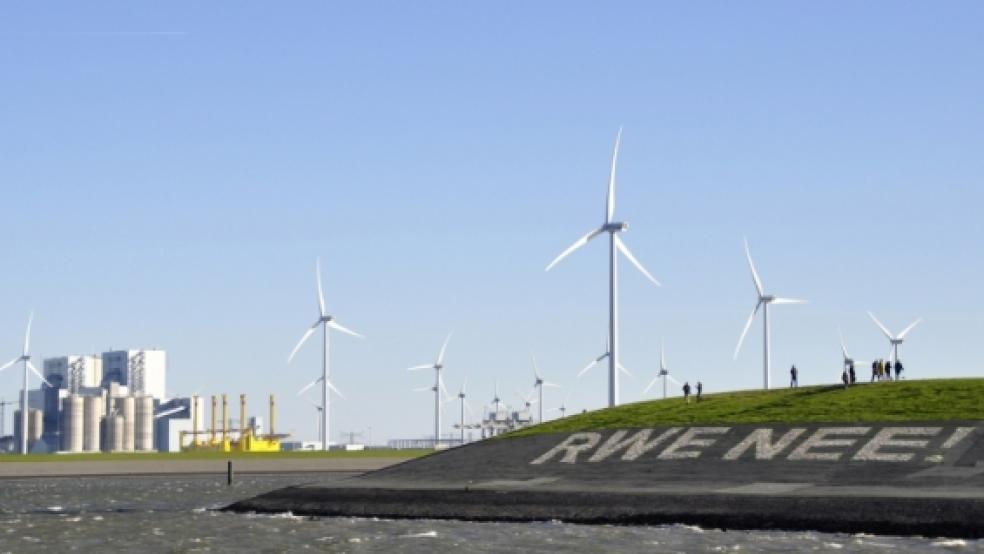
[227,460,233,486]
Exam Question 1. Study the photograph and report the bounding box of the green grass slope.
[508,378,984,438]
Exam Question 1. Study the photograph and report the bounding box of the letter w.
[589,428,682,462]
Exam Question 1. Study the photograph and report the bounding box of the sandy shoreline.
[0,457,409,478]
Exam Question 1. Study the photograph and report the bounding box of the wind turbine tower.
[0,313,52,455]
[733,239,806,389]
[530,355,561,423]
[644,342,678,399]
[455,381,472,443]
[546,128,660,407]
[409,332,453,447]
[288,259,364,451]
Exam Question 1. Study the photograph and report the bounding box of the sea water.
[1,474,981,553]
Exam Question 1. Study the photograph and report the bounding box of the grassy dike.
[508,378,984,438]
[0,449,431,462]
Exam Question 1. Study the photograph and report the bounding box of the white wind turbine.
[733,238,806,389]
[0,313,52,455]
[517,389,537,417]
[408,332,453,447]
[530,355,561,423]
[577,338,633,381]
[838,328,866,371]
[546,128,660,407]
[287,259,364,452]
[868,311,922,367]
[644,341,680,399]
[547,395,570,419]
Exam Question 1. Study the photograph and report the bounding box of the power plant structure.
[180,393,288,452]
[0,347,203,454]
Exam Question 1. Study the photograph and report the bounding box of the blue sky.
[1,2,982,443]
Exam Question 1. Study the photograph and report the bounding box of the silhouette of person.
[790,365,798,388]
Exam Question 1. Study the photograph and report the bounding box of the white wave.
[400,531,438,538]
[45,506,63,513]
[932,539,967,549]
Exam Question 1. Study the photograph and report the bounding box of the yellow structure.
[181,393,286,452]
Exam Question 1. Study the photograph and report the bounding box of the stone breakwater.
[225,422,984,537]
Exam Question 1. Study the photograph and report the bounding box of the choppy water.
[1,473,982,553]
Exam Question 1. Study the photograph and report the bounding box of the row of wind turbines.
[283,127,923,449]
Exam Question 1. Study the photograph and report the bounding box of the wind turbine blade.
[413,386,432,393]
[577,352,607,378]
[614,236,660,286]
[543,381,562,388]
[0,357,19,373]
[660,340,666,372]
[839,328,850,361]
[643,376,659,394]
[302,396,321,410]
[27,361,51,388]
[287,322,319,363]
[463,399,475,415]
[771,297,807,305]
[407,364,433,371]
[315,258,326,318]
[531,354,541,381]
[297,376,323,396]
[606,127,623,224]
[439,376,451,402]
[743,238,764,298]
[23,312,33,355]
[437,331,453,365]
[867,311,895,340]
[545,228,604,272]
[326,379,345,400]
[898,318,923,339]
[733,301,762,359]
[667,375,682,386]
[327,320,365,339]
[618,363,633,378]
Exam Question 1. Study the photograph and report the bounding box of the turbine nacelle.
[603,221,628,233]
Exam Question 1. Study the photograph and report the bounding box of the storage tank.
[105,411,124,452]
[61,395,84,453]
[29,408,43,444]
[15,409,44,450]
[135,396,155,451]
[83,395,103,452]
[114,396,136,452]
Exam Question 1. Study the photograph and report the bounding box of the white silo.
[61,395,84,453]
[106,411,125,452]
[114,396,136,452]
[135,396,155,452]
[14,409,44,451]
[83,395,103,452]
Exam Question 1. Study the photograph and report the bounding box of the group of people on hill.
[682,380,702,403]
[870,359,903,382]
[837,359,904,388]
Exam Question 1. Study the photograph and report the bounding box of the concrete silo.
[105,411,124,452]
[61,395,84,453]
[135,396,155,452]
[83,395,103,453]
[114,396,136,452]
